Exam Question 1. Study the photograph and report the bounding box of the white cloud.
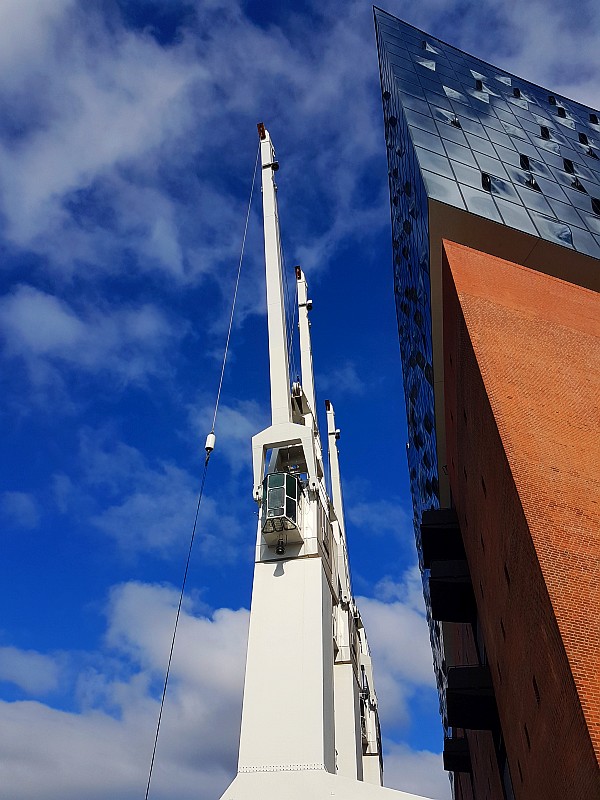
[189,398,268,473]
[0,647,61,695]
[0,581,248,800]
[383,742,451,799]
[1,490,40,529]
[347,497,413,539]
[357,565,435,731]
[318,360,366,397]
[374,565,426,615]
[0,285,181,386]
[76,429,248,561]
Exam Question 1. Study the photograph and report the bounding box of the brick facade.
[442,240,600,800]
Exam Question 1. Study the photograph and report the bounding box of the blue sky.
[0,2,598,798]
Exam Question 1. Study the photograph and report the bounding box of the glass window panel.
[495,107,520,124]
[526,156,552,179]
[532,175,568,202]
[532,112,554,127]
[501,120,529,140]
[489,96,511,113]
[562,185,595,211]
[479,112,506,133]
[268,487,285,510]
[388,52,416,72]
[423,88,453,110]
[286,474,297,499]
[536,150,563,169]
[452,161,485,190]
[410,126,446,155]
[404,107,439,135]
[485,127,515,150]
[570,161,595,181]
[455,116,488,137]
[474,151,509,179]
[579,211,600,235]
[512,139,540,159]
[536,137,561,155]
[489,175,520,201]
[414,146,455,178]
[415,56,437,71]
[268,473,285,488]
[449,102,480,122]
[467,89,491,105]
[435,119,468,145]
[459,184,503,221]
[421,169,466,208]
[516,186,553,214]
[443,139,479,168]
[518,117,544,135]
[443,85,468,103]
[508,96,529,112]
[493,144,522,167]
[548,198,587,227]
[466,132,497,157]
[286,498,297,521]
[394,71,426,96]
[571,226,600,257]
[400,93,432,115]
[494,198,538,235]
[435,62,457,79]
[556,115,576,131]
[530,212,574,247]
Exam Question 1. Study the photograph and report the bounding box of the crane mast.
[218,125,432,800]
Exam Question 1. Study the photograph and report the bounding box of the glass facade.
[374,7,600,739]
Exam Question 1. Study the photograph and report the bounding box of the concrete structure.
[218,125,431,800]
[375,9,600,800]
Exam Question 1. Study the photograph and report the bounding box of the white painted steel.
[237,557,336,773]
[260,130,292,427]
[296,268,317,422]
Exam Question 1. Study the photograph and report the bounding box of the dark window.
[540,126,550,139]
[591,197,600,215]
[475,78,483,91]
[513,87,521,98]
[590,113,599,124]
[387,115,397,128]
[481,172,491,191]
[382,90,391,101]
[548,94,556,105]
[572,177,587,192]
[519,154,530,170]
[579,132,589,145]
[563,158,575,174]
[557,106,566,118]
[450,115,461,128]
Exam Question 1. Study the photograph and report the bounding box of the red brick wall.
[441,240,600,800]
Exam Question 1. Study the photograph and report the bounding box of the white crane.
[218,124,432,800]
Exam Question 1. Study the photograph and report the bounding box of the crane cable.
[144,141,260,800]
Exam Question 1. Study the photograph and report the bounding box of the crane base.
[219,769,435,799]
